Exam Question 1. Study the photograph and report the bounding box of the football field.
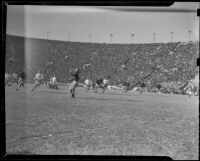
[5,84,199,160]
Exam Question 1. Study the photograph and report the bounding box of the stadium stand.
[5,34,199,95]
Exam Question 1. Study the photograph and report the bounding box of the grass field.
[5,84,199,160]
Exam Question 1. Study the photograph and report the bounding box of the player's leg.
[7,78,12,86]
[70,81,76,98]
[52,82,55,89]
[31,80,39,91]
[84,84,88,92]
[104,85,107,93]
[158,89,161,94]
[16,78,22,90]
[54,82,58,90]
[87,84,90,91]
[94,84,98,93]
[72,81,78,98]
[126,86,128,93]
[21,79,24,87]
[101,84,104,93]
[97,84,100,93]
[69,82,73,95]
[92,83,95,90]
[5,79,8,86]
[94,83,97,91]
[7,81,12,86]
[72,88,75,97]
[139,87,143,95]
[124,86,126,93]
[31,81,36,91]
[189,92,191,98]
[155,88,158,94]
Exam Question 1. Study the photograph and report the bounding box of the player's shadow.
[33,90,65,94]
[76,96,144,103]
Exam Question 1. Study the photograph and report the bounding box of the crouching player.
[84,78,91,92]
[31,71,43,91]
[16,70,25,91]
[51,75,59,89]
[5,73,10,86]
[156,84,162,94]
[138,82,145,95]
[187,86,195,98]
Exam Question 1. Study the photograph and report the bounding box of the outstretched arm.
[79,64,87,72]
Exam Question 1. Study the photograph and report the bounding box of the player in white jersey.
[5,72,10,86]
[31,71,43,91]
[188,90,193,98]
[52,75,57,86]
[48,75,59,89]
[84,78,91,92]
[49,76,53,85]
[6,73,18,86]
[187,86,195,98]
[102,78,109,93]
[156,84,161,95]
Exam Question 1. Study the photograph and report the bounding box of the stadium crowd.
[5,35,199,95]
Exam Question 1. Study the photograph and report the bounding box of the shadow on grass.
[9,130,73,142]
[30,89,142,98]
[76,96,144,103]
[7,150,36,155]
[31,89,66,94]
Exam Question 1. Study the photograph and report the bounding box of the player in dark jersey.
[138,82,145,95]
[156,84,162,94]
[69,68,79,98]
[94,78,103,93]
[16,70,25,91]
[123,81,130,93]
[69,65,86,98]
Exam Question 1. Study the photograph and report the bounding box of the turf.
[5,84,199,159]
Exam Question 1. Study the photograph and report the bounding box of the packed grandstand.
[5,34,199,95]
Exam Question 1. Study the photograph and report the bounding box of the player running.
[31,70,43,91]
[16,70,26,91]
[102,78,109,93]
